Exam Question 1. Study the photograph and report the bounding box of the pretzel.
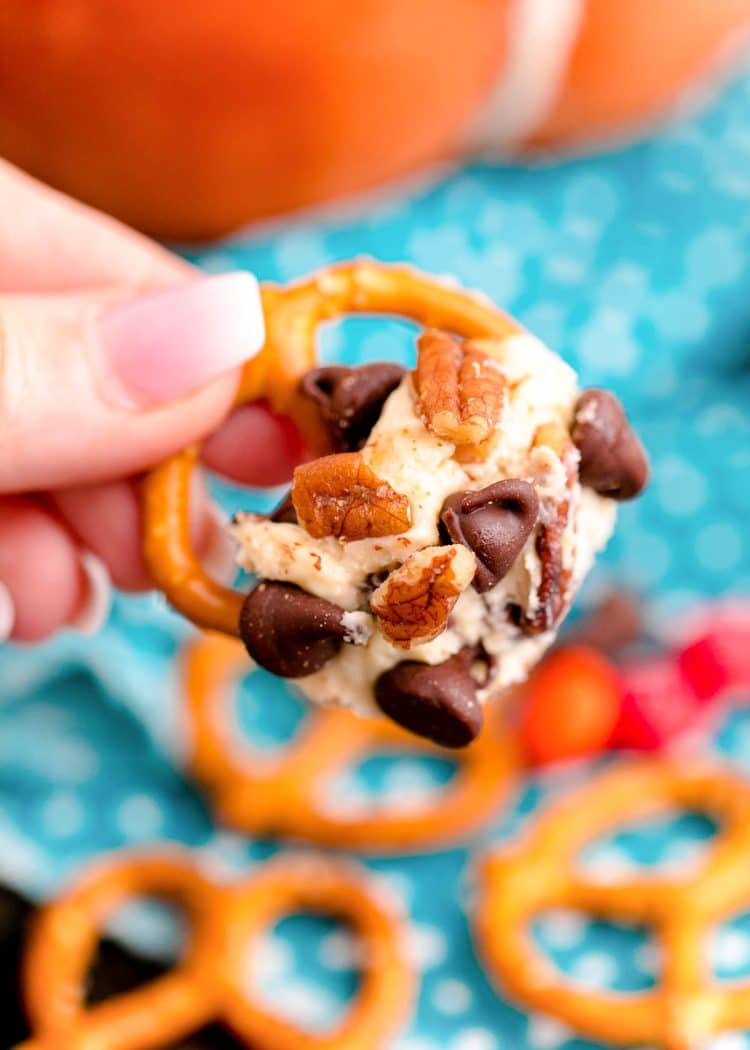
[473,761,750,1050]
[182,632,520,852]
[16,850,414,1050]
[142,260,518,635]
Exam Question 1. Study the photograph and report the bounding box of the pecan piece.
[371,544,475,649]
[415,330,505,447]
[292,453,412,541]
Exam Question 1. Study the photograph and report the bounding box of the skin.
[0,159,305,641]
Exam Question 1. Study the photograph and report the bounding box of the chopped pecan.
[292,453,412,542]
[415,330,505,448]
[516,444,577,635]
[371,544,475,649]
[532,422,573,457]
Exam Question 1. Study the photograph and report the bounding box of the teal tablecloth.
[2,68,750,1050]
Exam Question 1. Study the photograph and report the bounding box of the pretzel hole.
[577,808,719,879]
[99,896,188,976]
[229,667,308,756]
[253,912,361,1033]
[710,909,750,981]
[532,912,659,992]
[319,316,418,366]
[318,752,456,815]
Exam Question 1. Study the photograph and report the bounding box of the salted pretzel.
[181,632,520,852]
[16,851,414,1050]
[142,260,518,635]
[474,761,750,1050]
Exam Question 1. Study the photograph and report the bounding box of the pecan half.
[415,330,505,448]
[292,453,412,542]
[371,544,475,649]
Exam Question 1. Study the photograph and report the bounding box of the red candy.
[612,655,711,751]
[677,606,750,701]
[519,646,624,766]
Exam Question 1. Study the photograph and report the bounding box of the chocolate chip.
[374,649,483,748]
[441,480,539,593]
[239,582,349,678]
[269,491,298,524]
[300,363,406,451]
[571,389,649,500]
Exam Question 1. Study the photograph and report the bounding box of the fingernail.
[69,552,112,635]
[200,503,240,586]
[0,581,15,642]
[98,272,266,408]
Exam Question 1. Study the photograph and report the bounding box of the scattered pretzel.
[142,260,518,635]
[182,632,519,852]
[473,761,750,1050]
[16,850,414,1050]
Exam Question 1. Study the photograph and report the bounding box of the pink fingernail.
[0,581,15,642]
[69,552,112,635]
[98,272,265,407]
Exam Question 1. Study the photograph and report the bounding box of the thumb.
[0,272,265,492]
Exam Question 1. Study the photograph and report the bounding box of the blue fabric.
[2,70,750,1049]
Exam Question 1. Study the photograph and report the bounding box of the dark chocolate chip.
[300,362,406,451]
[239,582,349,678]
[269,490,298,524]
[374,649,483,748]
[571,389,649,500]
[441,480,539,593]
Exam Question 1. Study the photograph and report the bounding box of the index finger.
[0,158,191,292]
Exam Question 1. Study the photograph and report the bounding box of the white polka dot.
[197,831,253,880]
[451,1028,499,1050]
[373,871,414,907]
[696,524,744,572]
[655,454,708,517]
[265,979,340,1029]
[578,309,640,375]
[697,404,750,438]
[116,794,164,840]
[545,256,586,284]
[527,1014,574,1049]
[257,933,294,980]
[537,910,587,950]
[564,175,619,224]
[634,941,662,976]
[711,928,750,972]
[686,227,744,289]
[381,761,446,806]
[581,845,637,882]
[432,978,473,1015]
[319,929,361,971]
[273,230,328,279]
[707,1034,750,1050]
[45,739,99,783]
[41,791,85,838]
[622,531,672,587]
[570,951,618,988]
[199,252,237,274]
[650,292,710,343]
[600,264,649,311]
[407,924,448,969]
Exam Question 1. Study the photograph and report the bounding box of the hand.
[0,160,305,643]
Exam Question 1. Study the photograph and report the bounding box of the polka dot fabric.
[2,69,750,1049]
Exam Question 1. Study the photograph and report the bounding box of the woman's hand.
[0,160,305,643]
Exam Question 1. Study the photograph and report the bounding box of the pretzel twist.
[474,762,750,1050]
[142,260,518,635]
[16,851,414,1050]
[182,633,519,852]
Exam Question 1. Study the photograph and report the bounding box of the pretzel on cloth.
[181,632,519,852]
[15,851,414,1050]
[141,260,518,635]
[473,761,750,1050]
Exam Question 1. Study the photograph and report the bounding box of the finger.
[0,273,264,492]
[0,158,190,292]
[0,497,108,642]
[202,401,310,487]
[51,473,237,593]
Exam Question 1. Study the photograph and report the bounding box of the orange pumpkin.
[0,1,747,240]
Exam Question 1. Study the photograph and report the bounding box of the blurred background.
[1,4,750,1048]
